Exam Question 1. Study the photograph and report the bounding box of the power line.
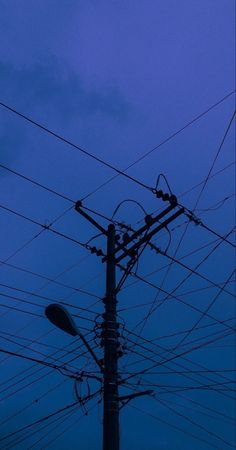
[0,101,151,192]
[0,259,100,300]
[0,163,74,203]
[119,267,236,332]
[127,383,234,446]
[193,110,236,208]
[131,224,236,331]
[0,329,95,357]
[138,381,235,392]
[149,395,232,425]
[78,91,236,200]
[0,400,78,443]
[0,162,125,227]
[149,243,235,298]
[129,403,225,450]
[0,342,99,404]
[0,336,96,429]
[0,292,94,327]
[118,330,236,415]
[173,268,236,350]
[121,232,233,292]
[0,302,42,318]
[23,399,98,450]
[122,330,235,399]
[119,280,235,311]
[125,326,234,368]
[149,316,235,342]
[1,391,99,447]
[1,92,235,202]
[0,203,102,253]
[123,369,236,375]
[5,407,78,450]
[121,328,234,386]
[179,160,236,200]
[0,347,81,377]
[0,281,99,315]
[152,394,234,448]
[127,109,236,384]
[0,332,94,373]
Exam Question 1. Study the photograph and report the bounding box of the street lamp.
[45,304,102,370]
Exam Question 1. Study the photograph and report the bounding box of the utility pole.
[102,224,119,450]
[71,195,184,450]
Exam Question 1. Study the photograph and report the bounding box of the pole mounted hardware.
[118,389,154,409]
[45,193,184,450]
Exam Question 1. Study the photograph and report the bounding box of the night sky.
[0,1,235,449]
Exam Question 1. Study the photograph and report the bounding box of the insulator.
[123,232,130,244]
[162,193,170,201]
[156,189,163,198]
[169,194,178,206]
[145,215,153,226]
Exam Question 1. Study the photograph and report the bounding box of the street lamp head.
[45,304,78,337]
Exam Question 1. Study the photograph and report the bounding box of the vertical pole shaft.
[103,224,119,450]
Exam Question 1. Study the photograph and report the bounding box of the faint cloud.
[0,59,131,169]
[0,60,130,122]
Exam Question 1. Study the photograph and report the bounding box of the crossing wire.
[126,383,234,448]
[0,337,97,429]
[0,282,99,313]
[124,109,236,384]
[129,403,226,450]
[0,95,235,446]
[140,109,236,339]
[173,268,236,350]
[0,90,236,199]
[1,91,234,199]
[120,328,235,385]
[121,229,235,294]
[0,259,99,300]
[128,224,236,334]
[118,263,236,333]
[120,323,236,394]
[0,161,128,227]
[0,101,151,192]
[122,329,235,399]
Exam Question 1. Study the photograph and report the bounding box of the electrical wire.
[119,267,236,332]
[0,101,151,193]
[0,258,100,300]
[0,281,99,314]
[129,403,226,450]
[127,110,236,375]
[0,203,96,251]
[173,268,236,350]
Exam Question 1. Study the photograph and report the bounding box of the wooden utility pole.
[102,224,119,450]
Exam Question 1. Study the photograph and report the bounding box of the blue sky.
[0,1,235,449]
